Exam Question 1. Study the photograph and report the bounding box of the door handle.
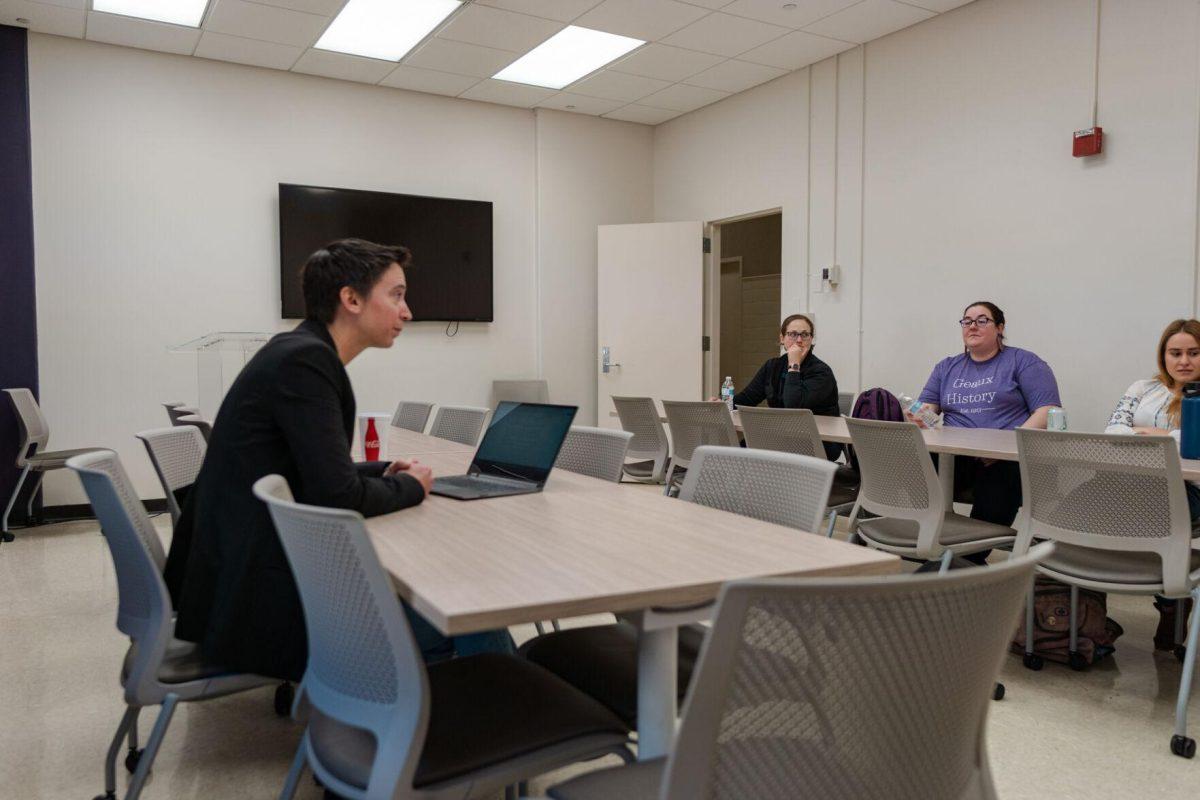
[601,346,621,374]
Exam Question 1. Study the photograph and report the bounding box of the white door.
[597,221,704,428]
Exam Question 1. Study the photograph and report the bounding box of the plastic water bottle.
[1181,382,1200,459]
[899,393,939,429]
[721,377,735,412]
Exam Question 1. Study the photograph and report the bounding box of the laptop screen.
[471,401,578,484]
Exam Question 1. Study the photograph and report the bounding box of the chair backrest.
[428,405,490,446]
[661,401,740,467]
[1015,429,1195,594]
[166,404,199,425]
[837,391,856,416]
[845,418,944,548]
[391,400,435,433]
[663,543,1053,800]
[4,388,49,467]
[611,396,670,461]
[679,446,836,534]
[555,426,634,482]
[737,407,827,460]
[136,426,207,526]
[492,379,549,405]
[176,414,212,442]
[254,475,429,796]
[67,451,171,653]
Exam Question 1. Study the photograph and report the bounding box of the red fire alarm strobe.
[1073,127,1103,157]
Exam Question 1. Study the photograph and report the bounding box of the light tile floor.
[1,513,1197,799]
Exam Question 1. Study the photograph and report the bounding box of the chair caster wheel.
[93,793,116,800]
[124,748,143,773]
[1170,735,1196,758]
[1068,652,1087,671]
[275,682,294,717]
[1022,653,1043,671]
[1174,645,1187,664]
[1,532,13,543]
[992,682,1005,701]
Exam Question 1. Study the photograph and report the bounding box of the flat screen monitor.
[278,183,493,322]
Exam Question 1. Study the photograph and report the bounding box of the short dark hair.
[780,313,815,337]
[301,238,412,324]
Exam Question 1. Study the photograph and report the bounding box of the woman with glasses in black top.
[731,313,842,459]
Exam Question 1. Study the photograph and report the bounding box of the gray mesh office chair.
[738,407,859,537]
[67,451,271,800]
[1014,429,1200,758]
[838,391,856,416]
[174,413,212,442]
[164,404,199,425]
[611,396,670,484]
[136,426,207,527]
[660,400,740,496]
[548,543,1054,800]
[520,445,837,728]
[2,388,105,541]
[845,418,1016,566]
[391,401,435,433]
[252,475,630,800]
[555,427,634,483]
[428,405,490,447]
[492,379,550,404]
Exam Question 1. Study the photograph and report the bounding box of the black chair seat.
[518,622,707,728]
[622,460,657,478]
[308,652,628,790]
[547,757,665,800]
[27,447,108,470]
[122,638,232,685]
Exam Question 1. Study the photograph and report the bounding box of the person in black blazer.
[733,313,842,460]
[164,239,505,682]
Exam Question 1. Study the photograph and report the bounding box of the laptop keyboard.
[436,474,529,490]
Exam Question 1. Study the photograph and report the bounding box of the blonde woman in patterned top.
[1105,318,1200,648]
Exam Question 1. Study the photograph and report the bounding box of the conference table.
[363,425,900,760]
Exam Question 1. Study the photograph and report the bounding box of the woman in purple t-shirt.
[908,301,1062,562]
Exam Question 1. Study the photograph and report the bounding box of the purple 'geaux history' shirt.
[918,347,1061,430]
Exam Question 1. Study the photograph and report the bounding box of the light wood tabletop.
[351,425,476,460]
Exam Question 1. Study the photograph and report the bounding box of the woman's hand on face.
[786,342,808,366]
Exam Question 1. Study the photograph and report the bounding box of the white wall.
[655,0,1200,431]
[535,109,654,426]
[27,35,643,504]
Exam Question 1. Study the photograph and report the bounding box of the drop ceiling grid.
[6,0,976,124]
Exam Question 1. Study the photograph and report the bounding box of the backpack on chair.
[846,387,905,474]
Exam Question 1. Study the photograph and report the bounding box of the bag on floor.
[1010,577,1124,665]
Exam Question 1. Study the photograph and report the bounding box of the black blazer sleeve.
[733,360,773,408]
[274,349,424,517]
[781,360,837,411]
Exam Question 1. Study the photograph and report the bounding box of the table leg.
[939,453,955,511]
[636,625,678,761]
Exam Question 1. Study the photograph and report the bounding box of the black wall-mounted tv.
[279,183,493,322]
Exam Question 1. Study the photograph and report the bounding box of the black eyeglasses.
[959,316,994,328]
[783,331,813,341]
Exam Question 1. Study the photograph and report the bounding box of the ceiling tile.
[204,0,329,47]
[194,30,302,69]
[0,0,85,37]
[86,11,201,55]
[802,0,935,44]
[722,0,860,29]
[406,37,517,78]
[460,78,557,107]
[476,0,603,22]
[379,64,480,96]
[602,103,682,124]
[661,12,788,57]
[738,28,854,69]
[575,0,708,42]
[291,48,394,83]
[537,92,625,115]
[438,4,562,53]
[678,0,732,8]
[903,0,974,11]
[23,0,84,9]
[608,42,722,82]
[567,68,669,102]
[248,0,344,14]
[640,82,728,112]
[683,58,785,93]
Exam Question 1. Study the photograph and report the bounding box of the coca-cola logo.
[365,439,380,449]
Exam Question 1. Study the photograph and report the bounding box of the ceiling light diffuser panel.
[316,0,463,62]
[493,26,644,90]
[92,0,210,27]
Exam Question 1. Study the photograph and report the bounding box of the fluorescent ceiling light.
[493,26,643,90]
[316,0,462,62]
[92,0,209,27]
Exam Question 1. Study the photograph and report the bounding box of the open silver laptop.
[430,401,577,500]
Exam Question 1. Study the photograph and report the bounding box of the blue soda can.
[1047,407,1067,431]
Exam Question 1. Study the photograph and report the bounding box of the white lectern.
[170,332,272,420]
